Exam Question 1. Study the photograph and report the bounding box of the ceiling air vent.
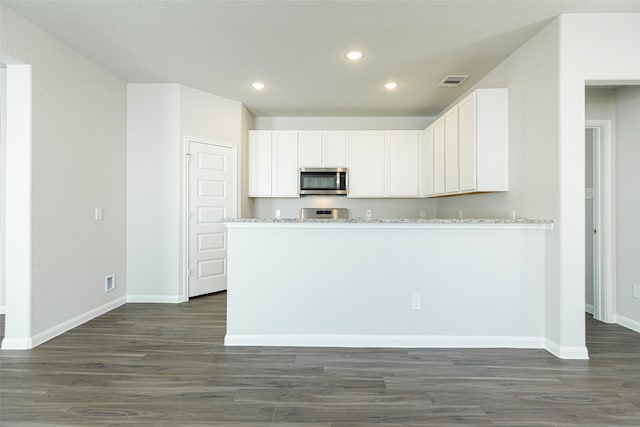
[437,75,469,88]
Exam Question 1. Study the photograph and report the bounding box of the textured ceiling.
[3,0,640,117]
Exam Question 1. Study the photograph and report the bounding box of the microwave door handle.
[336,171,340,189]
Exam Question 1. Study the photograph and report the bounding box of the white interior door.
[188,140,236,297]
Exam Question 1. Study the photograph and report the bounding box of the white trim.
[545,338,589,360]
[126,294,183,303]
[616,315,640,334]
[224,334,546,349]
[0,305,5,314]
[585,303,594,315]
[586,120,616,323]
[4,64,32,344]
[2,297,126,350]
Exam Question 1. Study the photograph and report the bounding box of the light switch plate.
[95,208,103,221]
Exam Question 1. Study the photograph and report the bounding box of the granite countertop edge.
[223,218,554,224]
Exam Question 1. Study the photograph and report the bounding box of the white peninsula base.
[224,220,553,351]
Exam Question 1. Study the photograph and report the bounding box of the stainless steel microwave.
[299,168,348,195]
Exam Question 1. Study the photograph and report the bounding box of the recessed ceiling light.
[251,82,266,90]
[345,50,364,61]
[384,81,399,90]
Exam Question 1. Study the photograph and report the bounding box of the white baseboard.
[0,305,5,315]
[126,294,184,303]
[545,338,589,359]
[1,337,33,350]
[2,296,127,350]
[585,303,594,315]
[616,314,640,333]
[224,334,546,349]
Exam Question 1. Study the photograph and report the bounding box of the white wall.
[1,5,127,347]
[615,86,640,328]
[558,14,640,349]
[127,84,250,302]
[126,84,181,301]
[0,66,6,313]
[252,197,437,220]
[586,87,617,121]
[227,223,547,347]
[254,116,434,130]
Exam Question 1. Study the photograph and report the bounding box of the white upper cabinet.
[248,131,272,197]
[424,88,508,198]
[298,131,323,167]
[248,130,299,197]
[458,93,477,191]
[298,131,347,167]
[271,131,299,197]
[421,126,435,197]
[385,131,419,197]
[444,107,459,193]
[459,89,508,193]
[433,118,446,195]
[348,131,385,197]
[322,131,347,167]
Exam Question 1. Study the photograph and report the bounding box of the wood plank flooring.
[1,293,639,426]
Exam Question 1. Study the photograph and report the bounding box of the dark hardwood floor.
[1,293,639,426]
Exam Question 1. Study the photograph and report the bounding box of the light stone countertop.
[224,217,553,225]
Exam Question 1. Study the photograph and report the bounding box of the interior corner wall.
[436,20,560,221]
[614,86,640,328]
[1,6,127,344]
[126,84,181,301]
[127,84,248,301]
[178,85,247,293]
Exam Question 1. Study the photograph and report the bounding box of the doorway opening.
[585,120,615,324]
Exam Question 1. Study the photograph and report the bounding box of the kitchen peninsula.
[224,218,553,350]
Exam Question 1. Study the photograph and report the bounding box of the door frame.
[585,120,615,323]
[180,136,238,302]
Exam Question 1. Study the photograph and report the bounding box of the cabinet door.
[248,131,272,196]
[433,118,446,194]
[385,131,419,197]
[298,131,322,167]
[444,108,459,193]
[458,93,477,192]
[348,131,385,197]
[272,131,299,197]
[422,126,435,196]
[323,131,347,167]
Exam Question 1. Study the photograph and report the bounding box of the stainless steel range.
[300,208,349,220]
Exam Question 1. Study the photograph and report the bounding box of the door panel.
[188,140,236,297]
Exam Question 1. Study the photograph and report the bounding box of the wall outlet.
[95,207,103,221]
[275,209,281,218]
[411,294,422,310]
[419,209,426,218]
[633,284,640,300]
[104,274,115,293]
[366,209,372,218]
